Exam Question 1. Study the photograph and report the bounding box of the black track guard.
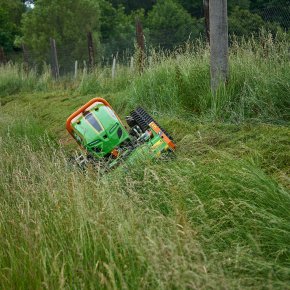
[130,107,173,140]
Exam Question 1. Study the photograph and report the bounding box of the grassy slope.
[0,35,289,289]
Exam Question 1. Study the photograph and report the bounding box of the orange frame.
[149,122,176,150]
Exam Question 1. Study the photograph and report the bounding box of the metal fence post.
[74,60,78,79]
[112,57,116,79]
[87,31,95,70]
[22,44,29,74]
[50,38,60,79]
[130,56,134,71]
[0,47,6,65]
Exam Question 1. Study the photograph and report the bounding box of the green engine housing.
[69,100,130,158]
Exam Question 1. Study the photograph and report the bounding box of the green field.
[0,35,289,289]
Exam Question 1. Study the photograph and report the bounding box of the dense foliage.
[0,0,24,51]
[146,0,203,49]
[0,0,289,64]
[21,0,100,70]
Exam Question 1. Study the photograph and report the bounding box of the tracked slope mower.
[66,98,175,169]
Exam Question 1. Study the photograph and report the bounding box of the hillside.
[0,37,289,289]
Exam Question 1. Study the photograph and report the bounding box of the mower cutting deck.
[66,98,175,169]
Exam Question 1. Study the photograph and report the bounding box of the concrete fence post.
[209,0,228,92]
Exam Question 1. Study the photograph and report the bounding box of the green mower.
[66,98,175,169]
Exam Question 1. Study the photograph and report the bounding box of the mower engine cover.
[66,98,130,158]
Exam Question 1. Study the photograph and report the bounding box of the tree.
[250,0,290,30]
[228,0,250,11]
[176,0,249,18]
[229,7,283,37]
[23,0,34,4]
[99,1,140,58]
[107,0,156,14]
[229,7,264,36]
[21,0,100,69]
[146,0,202,49]
[176,0,203,18]
[0,0,25,51]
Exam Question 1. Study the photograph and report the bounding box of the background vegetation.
[1,0,289,64]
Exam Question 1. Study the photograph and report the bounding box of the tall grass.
[0,114,289,289]
[0,32,289,289]
[0,63,53,99]
[1,32,289,122]
[127,33,289,122]
[0,114,290,289]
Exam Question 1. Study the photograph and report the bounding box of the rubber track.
[130,107,173,140]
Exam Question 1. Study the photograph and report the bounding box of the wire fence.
[3,6,290,77]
